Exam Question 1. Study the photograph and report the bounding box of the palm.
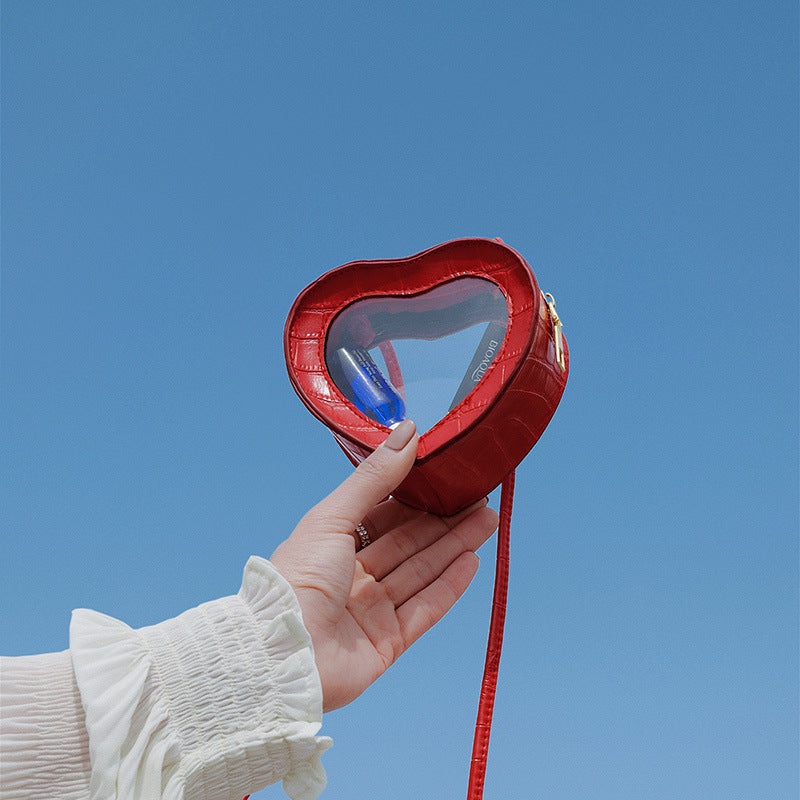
[311,559,403,709]
[272,497,497,712]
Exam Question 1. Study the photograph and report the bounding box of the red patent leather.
[284,238,569,515]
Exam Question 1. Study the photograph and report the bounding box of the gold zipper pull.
[544,292,566,372]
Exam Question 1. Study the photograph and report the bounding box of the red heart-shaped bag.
[284,237,568,516]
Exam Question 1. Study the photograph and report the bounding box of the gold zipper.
[544,292,566,372]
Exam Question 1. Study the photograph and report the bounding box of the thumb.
[305,419,418,536]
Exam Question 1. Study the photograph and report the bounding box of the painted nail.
[383,418,416,451]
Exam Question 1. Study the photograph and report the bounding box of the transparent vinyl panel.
[324,277,508,434]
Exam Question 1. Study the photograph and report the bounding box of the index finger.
[304,419,419,536]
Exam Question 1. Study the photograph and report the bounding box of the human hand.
[270,419,498,712]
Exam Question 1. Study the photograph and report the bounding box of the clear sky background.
[2,3,797,799]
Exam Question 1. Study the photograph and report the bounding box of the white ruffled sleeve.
[70,556,332,800]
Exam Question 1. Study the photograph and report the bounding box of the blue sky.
[2,2,797,798]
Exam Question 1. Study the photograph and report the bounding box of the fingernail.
[383,418,416,451]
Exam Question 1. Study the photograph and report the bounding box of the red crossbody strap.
[377,340,406,400]
[467,470,515,799]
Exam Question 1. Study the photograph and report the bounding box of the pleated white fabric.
[0,650,91,799]
[69,556,332,800]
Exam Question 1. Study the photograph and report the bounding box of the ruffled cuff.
[70,556,332,800]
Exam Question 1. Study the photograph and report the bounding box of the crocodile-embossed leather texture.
[284,238,569,516]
